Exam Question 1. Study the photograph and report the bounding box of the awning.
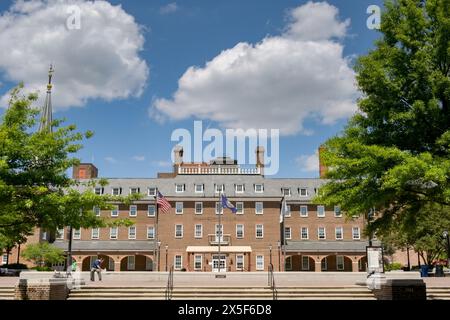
[186,246,252,253]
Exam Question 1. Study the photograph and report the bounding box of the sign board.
[366,246,384,274]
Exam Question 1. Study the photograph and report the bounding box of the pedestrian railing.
[165,265,174,300]
[267,263,278,300]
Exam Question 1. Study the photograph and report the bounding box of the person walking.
[90,258,103,281]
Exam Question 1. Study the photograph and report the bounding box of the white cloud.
[296,151,319,173]
[132,155,145,161]
[104,156,117,164]
[0,0,149,109]
[159,3,178,15]
[151,1,357,136]
[152,160,172,167]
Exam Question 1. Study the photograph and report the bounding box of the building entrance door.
[212,254,226,272]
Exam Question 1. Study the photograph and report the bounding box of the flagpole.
[154,188,159,272]
[218,191,222,273]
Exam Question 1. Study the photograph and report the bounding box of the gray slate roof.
[285,240,381,253]
[53,240,156,252]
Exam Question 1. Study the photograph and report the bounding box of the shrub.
[385,262,403,271]
[0,263,28,269]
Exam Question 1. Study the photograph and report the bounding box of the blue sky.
[0,0,384,178]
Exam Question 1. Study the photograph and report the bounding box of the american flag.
[157,191,172,213]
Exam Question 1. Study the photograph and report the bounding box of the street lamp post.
[157,241,161,271]
[165,245,168,271]
[269,244,272,267]
[444,231,450,268]
[277,241,281,272]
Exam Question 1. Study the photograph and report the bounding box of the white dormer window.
[282,188,291,196]
[299,188,308,197]
[176,184,185,193]
[112,187,122,196]
[235,184,244,193]
[148,187,156,196]
[130,187,140,195]
[195,184,204,193]
[215,184,224,193]
[94,187,104,195]
[254,184,263,193]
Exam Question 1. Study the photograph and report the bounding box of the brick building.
[43,147,371,272]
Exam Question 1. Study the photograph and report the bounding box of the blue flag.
[221,194,237,213]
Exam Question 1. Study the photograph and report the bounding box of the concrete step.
[0,287,15,300]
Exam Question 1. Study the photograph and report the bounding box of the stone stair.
[427,287,450,300]
[0,286,15,300]
[68,285,376,300]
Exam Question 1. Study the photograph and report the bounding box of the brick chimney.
[256,146,265,176]
[173,145,184,173]
[73,163,98,179]
[318,146,327,178]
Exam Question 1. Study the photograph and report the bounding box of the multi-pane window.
[282,188,291,196]
[175,202,183,214]
[335,227,343,240]
[334,206,342,217]
[111,205,119,217]
[147,226,155,239]
[91,228,99,239]
[56,228,64,240]
[235,184,244,193]
[318,227,326,240]
[110,227,118,239]
[195,202,203,214]
[175,224,183,238]
[127,256,135,270]
[148,187,156,196]
[195,184,204,193]
[2,254,8,265]
[94,187,104,195]
[317,205,325,217]
[236,224,244,239]
[112,187,121,196]
[352,227,361,240]
[301,227,309,240]
[236,255,244,271]
[129,205,137,217]
[176,184,185,193]
[256,224,264,239]
[194,224,203,238]
[300,205,308,217]
[284,227,291,240]
[236,202,244,214]
[336,256,345,271]
[215,184,224,193]
[255,202,264,214]
[284,205,291,217]
[194,255,202,270]
[321,257,328,271]
[215,202,223,215]
[174,255,182,270]
[94,206,100,217]
[256,255,264,270]
[285,256,292,270]
[302,256,310,270]
[130,187,140,194]
[73,229,81,240]
[299,188,308,197]
[254,184,263,193]
[128,226,136,239]
[147,205,156,217]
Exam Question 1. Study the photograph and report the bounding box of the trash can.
[420,265,429,277]
[435,265,444,277]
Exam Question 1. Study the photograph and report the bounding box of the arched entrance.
[81,254,115,271]
[358,256,367,271]
[320,255,352,271]
[285,255,315,271]
[120,255,153,271]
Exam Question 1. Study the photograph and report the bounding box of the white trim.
[73,229,81,240]
[111,205,119,217]
[174,255,183,270]
[284,227,291,240]
[148,187,157,196]
[127,256,135,270]
[194,254,202,271]
[285,256,292,270]
[194,224,203,238]
[300,227,309,240]
[235,184,244,193]
[236,254,244,271]
[94,187,104,195]
[175,184,185,193]
[215,184,224,193]
[301,256,310,270]
[94,206,100,217]
[255,224,264,239]
[299,188,308,197]
[317,205,325,217]
[195,184,204,193]
[284,205,291,217]
[147,226,155,239]
[56,228,64,240]
[236,202,244,215]
[236,224,244,239]
[175,202,184,214]
[129,187,140,195]
[254,184,264,193]
[147,205,156,217]
[111,187,121,196]
[175,224,183,238]
[110,227,118,240]
[195,202,203,215]
[282,188,291,197]
[300,205,308,217]
[335,226,343,240]
[336,255,345,271]
[334,205,342,217]
[215,202,223,215]
[321,257,328,271]
[2,253,8,265]
[352,227,361,240]
[128,226,136,240]
[91,228,99,240]
[255,202,264,215]
[318,227,326,240]
[129,205,137,217]
[256,255,264,270]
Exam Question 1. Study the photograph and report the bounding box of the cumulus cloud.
[0,0,149,109]
[296,151,319,173]
[132,155,145,161]
[152,160,172,167]
[105,156,117,164]
[151,1,357,135]
[160,3,178,15]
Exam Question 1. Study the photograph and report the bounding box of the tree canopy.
[315,0,450,240]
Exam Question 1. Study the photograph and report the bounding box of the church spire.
[39,64,54,133]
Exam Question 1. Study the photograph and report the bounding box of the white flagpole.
[154,188,159,272]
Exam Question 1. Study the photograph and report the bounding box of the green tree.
[315,0,450,238]
[0,86,136,252]
[21,242,65,267]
